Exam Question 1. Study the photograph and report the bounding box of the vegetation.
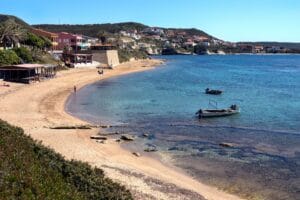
[0,50,20,65]
[34,22,148,37]
[24,32,52,49]
[118,49,149,63]
[0,15,28,49]
[0,119,133,200]
[13,47,33,63]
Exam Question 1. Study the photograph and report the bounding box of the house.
[183,41,196,48]
[200,41,211,47]
[62,50,93,67]
[118,37,135,49]
[57,32,89,51]
[31,28,58,50]
[254,45,264,53]
[0,64,57,83]
[0,37,20,50]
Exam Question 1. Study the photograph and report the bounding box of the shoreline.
[0,59,243,200]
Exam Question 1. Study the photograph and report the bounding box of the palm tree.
[0,19,27,49]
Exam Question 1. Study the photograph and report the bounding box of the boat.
[196,104,240,118]
[205,88,222,95]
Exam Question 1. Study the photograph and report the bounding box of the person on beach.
[74,85,77,93]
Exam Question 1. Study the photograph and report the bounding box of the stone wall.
[92,50,120,67]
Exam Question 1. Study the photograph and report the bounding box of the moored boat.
[196,104,240,118]
[205,88,222,95]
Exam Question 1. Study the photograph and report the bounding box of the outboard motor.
[230,104,238,110]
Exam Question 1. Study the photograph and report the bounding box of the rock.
[219,142,234,148]
[115,139,121,143]
[100,125,110,128]
[90,135,108,140]
[144,147,157,152]
[132,152,141,157]
[96,140,106,144]
[142,133,149,138]
[120,134,135,141]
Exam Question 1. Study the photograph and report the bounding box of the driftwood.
[90,135,108,140]
[49,124,106,130]
[50,125,92,130]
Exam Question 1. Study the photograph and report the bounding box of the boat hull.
[199,110,239,118]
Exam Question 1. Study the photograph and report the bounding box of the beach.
[0,59,243,200]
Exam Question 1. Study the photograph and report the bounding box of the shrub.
[0,119,133,200]
[0,49,20,65]
[118,49,149,63]
[13,47,33,63]
[24,33,46,49]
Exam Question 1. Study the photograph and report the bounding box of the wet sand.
[0,59,244,200]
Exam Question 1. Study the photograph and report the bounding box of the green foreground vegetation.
[0,119,133,200]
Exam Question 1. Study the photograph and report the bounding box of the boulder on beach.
[96,140,107,144]
[120,134,135,141]
[132,152,141,157]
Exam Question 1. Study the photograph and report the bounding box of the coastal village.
[1,14,300,84]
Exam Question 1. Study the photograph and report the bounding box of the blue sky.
[1,0,299,42]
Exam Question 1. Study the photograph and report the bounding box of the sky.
[0,0,299,42]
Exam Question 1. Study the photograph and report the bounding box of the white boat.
[196,104,240,118]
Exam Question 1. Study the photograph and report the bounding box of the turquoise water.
[67,55,300,199]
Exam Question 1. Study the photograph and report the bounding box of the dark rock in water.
[144,147,157,152]
[115,139,121,143]
[120,134,135,141]
[90,135,108,140]
[142,133,149,138]
[132,152,141,157]
[100,125,110,128]
[219,142,234,148]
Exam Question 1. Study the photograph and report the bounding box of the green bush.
[0,119,133,200]
[118,49,149,63]
[13,47,33,63]
[0,49,20,65]
[24,33,48,49]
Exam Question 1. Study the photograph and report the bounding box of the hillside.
[238,42,300,50]
[0,14,59,65]
[0,14,31,29]
[0,119,132,199]
[33,23,213,38]
[33,22,149,37]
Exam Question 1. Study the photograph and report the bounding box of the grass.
[0,119,133,200]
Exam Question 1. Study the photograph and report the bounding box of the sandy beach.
[0,59,244,200]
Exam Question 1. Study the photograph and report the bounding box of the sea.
[66,55,300,200]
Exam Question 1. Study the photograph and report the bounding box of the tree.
[0,19,27,49]
[0,50,20,65]
[24,33,45,49]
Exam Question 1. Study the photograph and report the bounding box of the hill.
[33,23,214,38]
[33,22,149,37]
[0,119,132,199]
[237,42,300,50]
[0,14,31,29]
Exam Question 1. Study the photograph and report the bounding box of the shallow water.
[67,55,300,199]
